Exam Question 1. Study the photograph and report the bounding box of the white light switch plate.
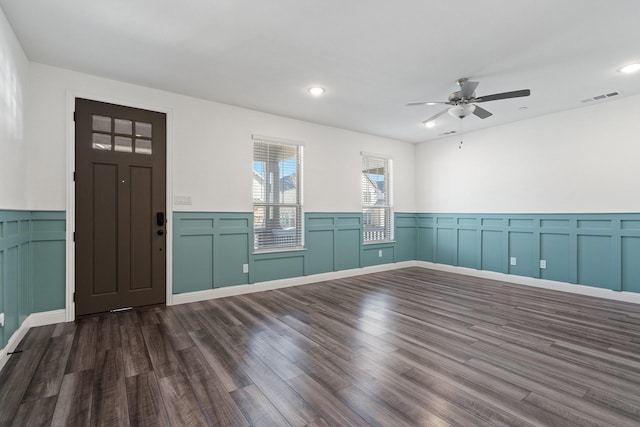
[174,195,192,205]
[0,313,4,327]
[510,257,517,266]
[540,260,547,269]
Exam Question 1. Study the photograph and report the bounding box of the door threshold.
[110,307,133,313]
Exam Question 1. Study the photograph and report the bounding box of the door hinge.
[73,111,76,121]
[73,232,76,242]
[73,292,76,302]
[73,171,76,181]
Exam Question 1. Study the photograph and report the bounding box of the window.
[253,136,303,251]
[361,154,393,242]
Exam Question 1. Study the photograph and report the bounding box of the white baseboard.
[171,261,418,305]
[416,261,640,305]
[0,309,66,373]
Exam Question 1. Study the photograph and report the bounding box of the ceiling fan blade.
[406,101,448,106]
[473,105,493,119]
[421,109,449,124]
[459,80,479,99]
[476,89,530,103]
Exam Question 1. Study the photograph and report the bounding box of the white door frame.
[65,91,174,321]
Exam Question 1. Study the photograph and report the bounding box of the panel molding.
[173,212,251,293]
[0,210,66,350]
[417,212,640,292]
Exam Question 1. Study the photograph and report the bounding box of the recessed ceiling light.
[426,102,438,106]
[308,87,325,96]
[618,63,640,74]
[423,121,437,128]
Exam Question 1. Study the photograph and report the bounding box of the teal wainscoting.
[173,212,251,293]
[305,213,362,274]
[0,210,66,349]
[417,213,640,292]
[173,212,415,293]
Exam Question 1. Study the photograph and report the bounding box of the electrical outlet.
[0,312,4,328]
[540,260,547,269]
[510,257,517,266]
[378,250,383,258]
[242,264,249,274]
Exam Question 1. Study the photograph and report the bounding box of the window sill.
[253,246,306,255]
[362,240,396,245]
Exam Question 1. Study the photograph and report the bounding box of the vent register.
[581,91,620,103]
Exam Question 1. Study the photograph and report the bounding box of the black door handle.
[156,212,164,226]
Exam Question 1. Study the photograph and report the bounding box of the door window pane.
[92,133,112,150]
[114,118,132,135]
[114,136,133,152]
[135,122,152,138]
[92,115,111,132]
[135,139,152,155]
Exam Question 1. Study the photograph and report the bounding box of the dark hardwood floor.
[1,267,640,426]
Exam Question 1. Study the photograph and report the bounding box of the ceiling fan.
[407,78,531,125]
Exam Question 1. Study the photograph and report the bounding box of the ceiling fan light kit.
[408,78,531,127]
[448,104,476,119]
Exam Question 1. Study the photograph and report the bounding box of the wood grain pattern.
[1,267,640,426]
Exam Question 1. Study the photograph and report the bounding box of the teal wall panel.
[31,241,66,312]
[4,246,19,347]
[577,235,614,289]
[31,212,66,313]
[509,232,535,277]
[179,234,214,292]
[0,210,65,349]
[304,213,363,275]
[457,229,478,269]
[335,229,361,270]
[416,215,434,262]
[395,214,417,262]
[622,237,640,293]
[362,244,395,267]
[173,212,414,293]
[253,252,305,282]
[436,228,455,265]
[540,233,570,283]
[481,230,503,272]
[173,212,251,293]
[18,242,30,324]
[417,213,640,293]
[217,234,250,287]
[306,229,334,275]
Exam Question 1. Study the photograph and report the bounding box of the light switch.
[510,257,517,266]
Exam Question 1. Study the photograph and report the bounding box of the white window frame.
[252,135,304,252]
[361,153,393,243]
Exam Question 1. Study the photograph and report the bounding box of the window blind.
[361,155,393,242]
[253,138,303,250]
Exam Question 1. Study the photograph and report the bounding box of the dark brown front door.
[75,98,166,316]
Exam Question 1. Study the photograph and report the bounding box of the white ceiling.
[2,0,640,143]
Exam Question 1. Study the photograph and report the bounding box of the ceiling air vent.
[581,91,620,103]
[440,130,457,136]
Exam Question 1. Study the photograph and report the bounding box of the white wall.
[416,94,640,213]
[27,63,415,213]
[0,7,28,209]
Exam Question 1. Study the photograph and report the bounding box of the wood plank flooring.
[1,267,640,426]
